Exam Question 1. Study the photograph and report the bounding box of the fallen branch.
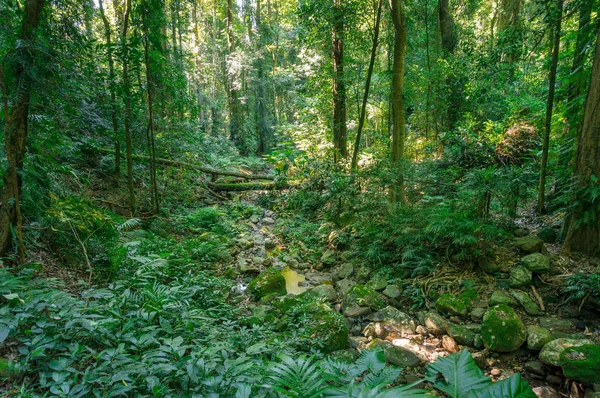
[531,285,545,311]
[98,148,275,181]
[209,181,287,191]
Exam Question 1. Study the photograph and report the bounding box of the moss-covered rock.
[435,294,469,318]
[367,339,421,367]
[520,253,550,274]
[481,304,527,352]
[424,311,448,335]
[367,306,417,336]
[446,323,476,347]
[510,290,541,316]
[539,338,594,366]
[526,326,553,350]
[305,284,338,302]
[248,268,287,299]
[537,228,557,244]
[489,290,517,307]
[514,236,544,253]
[342,285,386,317]
[290,302,348,353]
[509,265,532,288]
[560,344,600,385]
[458,289,480,304]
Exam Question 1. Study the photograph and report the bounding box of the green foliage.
[562,271,600,305]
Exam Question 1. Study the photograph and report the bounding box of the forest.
[0,0,600,395]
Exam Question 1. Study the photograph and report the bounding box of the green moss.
[343,285,386,311]
[458,289,480,304]
[248,268,287,299]
[560,344,600,385]
[481,304,527,353]
[290,302,348,353]
[435,294,468,318]
[0,358,9,378]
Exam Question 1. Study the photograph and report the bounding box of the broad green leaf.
[466,373,537,398]
[426,350,490,398]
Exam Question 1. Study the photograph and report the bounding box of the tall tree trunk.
[562,29,600,256]
[437,0,460,130]
[438,0,457,54]
[497,0,522,71]
[332,0,347,164]
[389,0,407,204]
[121,0,136,215]
[0,0,46,261]
[226,0,245,153]
[255,0,271,155]
[537,0,563,214]
[567,0,594,109]
[351,0,383,170]
[98,0,121,183]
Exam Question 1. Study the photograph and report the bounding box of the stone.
[489,290,517,307]
[514,236,544,253]
[545,375,563,385]
[336,278,355,296]
[342,285,386,316]
[367,306,417,336]
[264,238,276,249]
[510,290,541,316]
[262,217,275,225]
[305,273,333,285]
[435,294,469,319]
[333,263,354,280]
[540,317,573,334]
[539,338,595,366]
[308,285,338,302]
[515,228,530,237]
[248,268,287,299]
[481,304,527,352]
[344,306,372,318]
[560,344,600,385]
[478,257,500,274]
[445,323,476,347]
[527,326,553,350]
[424,311,448,335]
[288,301,348,353]
[509,265,532,288]
[442,335,459,353]
[321,250,338,266]
[490,368,502,377]
[367,339,421,367]
[537,227,557,244]
[367,275,388,291]
[471,307,487,321]
[525,361,546,376]
[532,386,561,398]
[521,253,550,274]
[382,284,402,299]
[252,256,267,265]
[458,289,480,305]
[474,334,484,349]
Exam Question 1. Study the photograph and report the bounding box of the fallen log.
[209,181,288,191]
[98,148,275,181]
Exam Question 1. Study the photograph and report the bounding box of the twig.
[531,285,545,311]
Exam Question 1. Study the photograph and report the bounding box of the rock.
[478,257,500,274]
[489,290,517,307]
[336,278,355,296]
[289,301,348,353]
[525,361,546,376]
[527,326,553,350]
[367,306,417,336]
[560,344,600,385]
[481,304,527,352]
[509,265,532,288]
[333,263,354,280]
[367,275,388,291]
[344,306,372,318]
[545,375,563,385]
[472,351,488,369]
[264,238,276,249]
[446,323,476,347]
[252,256,267,265]
[521,253,551,274]
[328,350,359,363]
[248,268,287,299]
[474,334,484,349]
[471,307,487,321]
[305,272,333,285]
[532,386,561,398]
[367,339,421,367]
[342,285,386,317]
[262,217,275,225]
[537,228,557,244]
[321,250,338,266]
[435,294,469,319]
[514,236,544,253]
[540,317,573,334]
[510,290,541,316]
[424,311,448,335]
[382,284,402,299]
[442,335,459,352]
[308,285,338,302]
[515,228,530,237]
[539,338,595,366]
[458,289,480,305]
[491,368,502,377]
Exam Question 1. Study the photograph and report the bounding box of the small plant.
[563,271,600,310]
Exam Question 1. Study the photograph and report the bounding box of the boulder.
[521,253,550,274]
[289,302,348,353]
[307,285,338,302]
[510,290,541,316]
[532,386,561,398]
[248,268,287,299]
[514,236,544,253]
[509,265,532,288]
[559,344,600,385]
[336,278,355,296]
[525,360,546,376]
[537,228,557,244]
[367,275,388,291]
[342,285,386,317]
[367,306,417,336]
[470,307,487,322]
[445,323,476,347]
[481,304,527,352]
[478,257,499,274]
[527,326,553,350]
[539,338,594,366]
[424,311,448,335]
[435,294,469,319]
[540,317,573,334]
[382,285,402,299]
[367,339,421,367]
[333,263,354,280]
[321,250,338,266]
[489,290,517,307]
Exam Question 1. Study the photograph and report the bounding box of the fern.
[269,354,330,398]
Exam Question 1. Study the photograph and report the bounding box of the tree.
[389,0,407,204]
[562,28,600,256]
[332,0,347,164]
[437,0,460,130]
[0,0,46,261]
[121,0,136,215]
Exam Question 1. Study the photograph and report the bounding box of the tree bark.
[0,0,46,260]
[332,0,347,164]
[437,0,460,130]
[567,0,594,107]
[389,0,407,204]
[351,0,383,171]
[121,0,136,215]
[537,0,563,214]
[562,29,600,256]
[226,0,245,153]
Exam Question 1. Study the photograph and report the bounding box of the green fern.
[269,354,330,398]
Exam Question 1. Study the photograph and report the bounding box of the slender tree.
[562,28,600,255]
[121,0,136,215]
[332,0,347,163]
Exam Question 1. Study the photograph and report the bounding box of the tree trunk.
[537,0,563,214]
[351,0,382,171]
[497,0,522,70]
[0,0,46,260]
[332,0,347,164]
[226,0,245,153]
[121,0,136,215]
[389,0,407,204]
[437,0,460,130]
[562,29,600,256]
[567,0,594,108]
[255,0,271,155]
